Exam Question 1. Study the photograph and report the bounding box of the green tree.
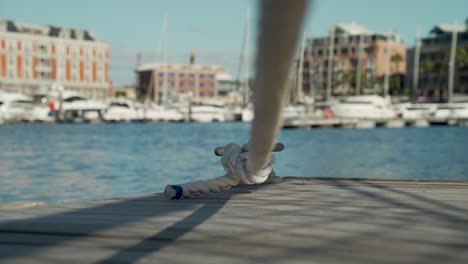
[419,60,445,101]
[456,48,468,68]
[419,60,434,74]
[390,53,404,94]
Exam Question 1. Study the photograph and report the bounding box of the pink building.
[136,63,230,102]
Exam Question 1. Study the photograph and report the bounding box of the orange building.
[302,23,406,99]
[0,19,110,99]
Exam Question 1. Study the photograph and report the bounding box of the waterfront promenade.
[1,177,467,263]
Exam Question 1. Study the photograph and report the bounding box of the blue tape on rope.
[170,185,183,199]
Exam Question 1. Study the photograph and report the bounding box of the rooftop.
[430,24,466,35]
[0,19,97,41]
[333,22,372,36]
[136,63,228,73]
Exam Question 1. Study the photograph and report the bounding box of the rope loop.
[164,142,283,199]
[221,143,275,185]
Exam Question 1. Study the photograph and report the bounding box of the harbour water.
[1,123,467,205]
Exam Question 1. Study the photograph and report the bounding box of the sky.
[1,0,467,86]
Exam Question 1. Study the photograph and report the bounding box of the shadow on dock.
[1,178,467,263]
[0,191,233,263]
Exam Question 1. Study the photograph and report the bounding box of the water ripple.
[1,123,467,204]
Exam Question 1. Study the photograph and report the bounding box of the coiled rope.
[165,0,309,199]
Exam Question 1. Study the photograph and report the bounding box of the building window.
[209,92,214,97]
[200,92,205,97]
[180,82,184,87]
[8,40,14,52]
[24,42,31,54]
[38,44,47,53]
[168,72,175,77]
[189,73,195,78]
[209,74,215,79]
[210,83,214,88]
[200,83,205,88]
[179,73,185,78]
[200,74,205,79]
[159,72,164,77]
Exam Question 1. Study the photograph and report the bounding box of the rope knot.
[165,142,284,199]
[220,143,275,185]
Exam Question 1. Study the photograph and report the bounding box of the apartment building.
[303,23,406,99]
[0,19,110,99]
[406,23,468,102]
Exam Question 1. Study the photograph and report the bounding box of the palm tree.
[456,48,468,68]
[332,72,353,95]
[419,60,445,101]
[390,53,403,95]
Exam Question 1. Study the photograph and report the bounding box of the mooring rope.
[164,0,309,199]
[164,143,284,199]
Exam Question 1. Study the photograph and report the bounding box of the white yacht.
[29,93,56,122]
[241,105,253,122]
[432,103,468,119]
[145,103,184,122]
[56,91,107,113]
[183,104,227,122]
[396,103,437,120]
[241,103,308,122]
[31,90,106,121]
[331,95,396,119]
[282,104,307,120]
[103,98,144,122]
[0,92,33,123]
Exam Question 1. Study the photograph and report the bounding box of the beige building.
[0,19,110,99]
[303,23,406,99]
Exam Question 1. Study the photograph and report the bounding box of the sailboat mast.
[162,14,169,105]
[243,5,251,105]
[148,15,167,104]
[296,32,305,102]
[307,36,315,103]
[412,25,421,102]
[56,32,63,85]
[448,22,459,103]
[383,32,391,97]
[356,34,364,95]
[326,27,335,101]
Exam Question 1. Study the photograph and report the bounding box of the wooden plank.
[0,178,467,264]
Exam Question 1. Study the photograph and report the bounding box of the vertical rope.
[247,0,309,173]
[164,0,310,199]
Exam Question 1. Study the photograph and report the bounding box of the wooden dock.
[1,177,468,263]
[283,118,468,129]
